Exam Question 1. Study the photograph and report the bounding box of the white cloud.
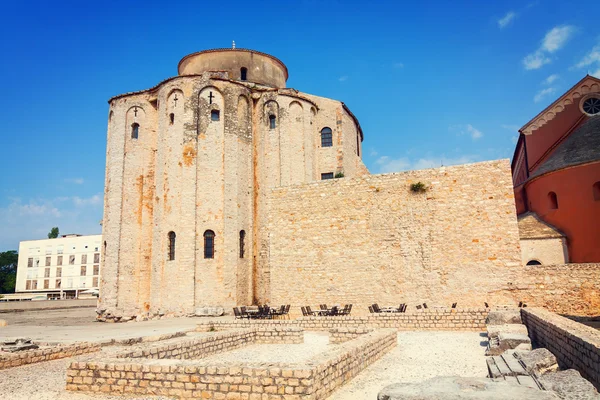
[534,87,556,103]
[374,154,481,174]
[369,148,378,157]
[572,43,600,78]
[574,43,600,69]
[65,178,85,185]
[393,62,404,68]
[523,51,551,70]
[501,124,520,131]
[542,25,576,53]
[450,124,484,140]
[72,194,102,207]
[498,11,516,29]
[543,74,559,85]
[466,124,483,140]
[0,194,103,251]
[338,75,348,82]
[523,25,576,70]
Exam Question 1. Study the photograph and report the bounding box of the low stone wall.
[521,308,600,389]
[197,308,488,332]
[66,329,397,399]
[117,328,303,360]
[0,342,100,370]
[329,327,373,343]
[0,298,97,313]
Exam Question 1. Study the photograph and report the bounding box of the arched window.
[526,260,542,266]
[269,115,276,129]
[168,231,176,261]
[548,191,558,210]
[204,230,215,259]
[239,230,246,258]
[211,110,220,121]
[593,182,600,201]
[169,113,175,125]
[131,123,139,139]
[321,127,333,147]
[240,67,247,81]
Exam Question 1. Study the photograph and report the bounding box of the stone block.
[517,348,558,376]
[486,311,522,325]
[377,376,559,399]
[487,324,528,340]
[539,369,600,400]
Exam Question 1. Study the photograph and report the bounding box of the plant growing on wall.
[410,182,427,193]
[334,172,345,178]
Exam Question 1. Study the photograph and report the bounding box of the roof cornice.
[520,75,600,136]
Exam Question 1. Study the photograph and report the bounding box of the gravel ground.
[0,331,487,399]
[329,331,489,400]
[0,357,173,400]
[198,331,330,364]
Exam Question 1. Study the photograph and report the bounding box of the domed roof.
[531,115,600,179]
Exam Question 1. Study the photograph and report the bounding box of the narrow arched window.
[168,231,176,260]
[204,230,215,259]
[548,191,558,210]
[356,133,360,156]
[211,110,220,121]
[526,260,542,266]
[269,115,276,129]
[241,67,247,81]
[131,123,139,139]
[593,182,600,201]
[169,113,175,125]
[239,230,246,258]
[321,127,333,147]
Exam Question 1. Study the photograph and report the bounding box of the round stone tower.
[178,48,288,88]
[99,48,366,321]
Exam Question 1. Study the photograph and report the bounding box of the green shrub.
[410,182,427,193]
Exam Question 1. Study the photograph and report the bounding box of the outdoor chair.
[233,307,245,319]
[272,305,285,318]
[423,303,428,309]
[368,305,375,313]
[401,304,407,313]
[397,303,405,313]
[372,304,382,313]
[301,306,308,316]
[320,304,328,310]
[416,305,422,310]
[340,304,352,316]
[306,306,316,316]
[484,302,490,308]
[451,302,457,309]
[285,304,291,316]
[329,306,339,316]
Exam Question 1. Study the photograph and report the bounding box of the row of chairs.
[369,303,407,313]
[301,304,352,316]
[233,305,291,319]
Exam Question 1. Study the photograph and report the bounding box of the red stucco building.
[512,75,600,263]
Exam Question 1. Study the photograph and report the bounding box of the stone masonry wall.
[196,308,489,332]
[116,328,303,360]
[0,342,100,370]
[329,327,373,343]
[267,160,523,312]
[521,308,600,389]
[66,329,397,399]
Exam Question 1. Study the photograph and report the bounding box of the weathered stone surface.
[0,319,7,327]
[487,324,528,339]
[517,348,558,375]
[498,332,530,350]
[195,306,224,317]
[515,343,532,351]
[377,376,559,399]
[1,338,38,352]
[539,370,600,400]
[486,311,522,325]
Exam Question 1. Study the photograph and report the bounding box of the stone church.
[99,47,532,320]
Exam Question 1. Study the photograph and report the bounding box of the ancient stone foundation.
[521,308,600,390]
[66,328,397,399]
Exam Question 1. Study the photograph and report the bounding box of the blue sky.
[0,0,598,251]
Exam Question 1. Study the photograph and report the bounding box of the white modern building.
[15,234,102,299]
